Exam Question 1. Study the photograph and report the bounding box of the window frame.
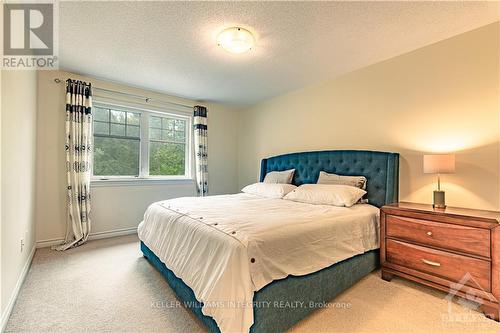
[91,101,194,182]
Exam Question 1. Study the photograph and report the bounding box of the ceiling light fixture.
[217,27,255,54]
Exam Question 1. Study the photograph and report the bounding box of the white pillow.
[283,184,366,207]
[263,169,295,184]
[241,183,297,199]
[317,171,367,190]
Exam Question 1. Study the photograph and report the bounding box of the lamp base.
[433,190,446,209]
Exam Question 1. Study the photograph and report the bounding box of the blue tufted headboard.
[259,150,399,208]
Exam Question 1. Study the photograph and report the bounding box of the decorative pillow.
[263,169,295,184]
[317,171,367,190]
[283,184,366,208]
[241,183,297,199]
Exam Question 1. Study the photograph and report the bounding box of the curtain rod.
[53,78,194,110]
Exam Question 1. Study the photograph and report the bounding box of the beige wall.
[1,70,38,321]
[0,67,2,317]
[498,22,500,211]
[206,102,240,195]
[239,22,500,211]
[36,70,239,245]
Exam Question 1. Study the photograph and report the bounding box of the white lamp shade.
[423,154,455,174]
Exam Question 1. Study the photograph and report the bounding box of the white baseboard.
[36,227,138,248]
[0,245,36,332]
[87,227,138,241]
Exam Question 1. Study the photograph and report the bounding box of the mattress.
[138,193,380,333]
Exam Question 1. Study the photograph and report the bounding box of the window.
[149,115,186,176]
[93,107,141,176]
[92,103,191,180]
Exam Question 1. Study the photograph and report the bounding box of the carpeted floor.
[5,235,500,333]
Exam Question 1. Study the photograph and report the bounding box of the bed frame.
[141,150,399,332]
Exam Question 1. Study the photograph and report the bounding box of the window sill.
[91,178,195,187]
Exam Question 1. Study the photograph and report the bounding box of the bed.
[139,150,399,333]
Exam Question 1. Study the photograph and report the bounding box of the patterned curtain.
[54,79,93,251]
[193,105,208,196]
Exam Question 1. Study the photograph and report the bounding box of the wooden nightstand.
[380,202,500,320]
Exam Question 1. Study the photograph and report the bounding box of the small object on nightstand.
[423,154,455,209]
[380,202,500,321]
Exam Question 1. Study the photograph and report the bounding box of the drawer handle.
[426,231,433,236]
[422,259,441,267]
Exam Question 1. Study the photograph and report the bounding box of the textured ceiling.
[59,1,500,106]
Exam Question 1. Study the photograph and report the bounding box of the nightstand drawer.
[386,239,491,291]
[386,215,490,258]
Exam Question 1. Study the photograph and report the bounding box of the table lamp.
[423,154,455,209]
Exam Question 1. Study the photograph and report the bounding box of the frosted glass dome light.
[217,27,255,54]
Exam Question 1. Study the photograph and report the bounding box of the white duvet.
[138,193,380,333]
